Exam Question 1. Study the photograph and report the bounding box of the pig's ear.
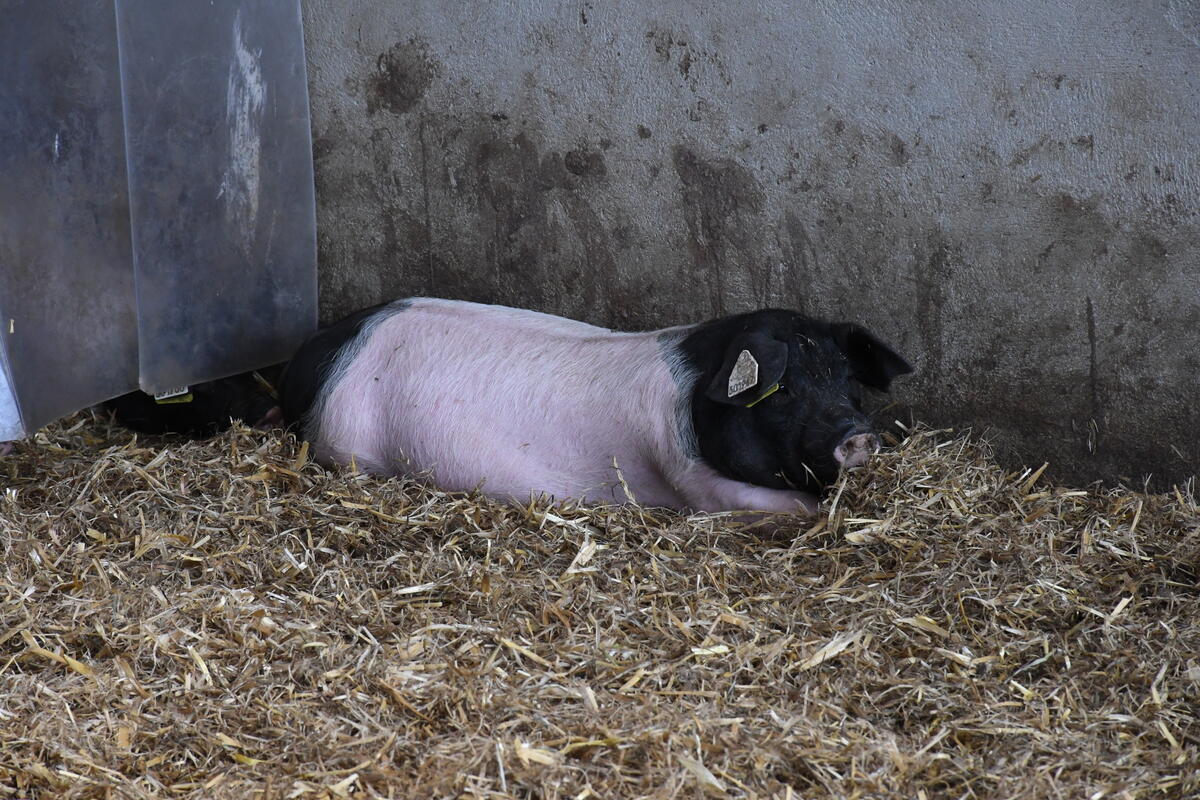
[834,323,913,392]
[704,333,789,406]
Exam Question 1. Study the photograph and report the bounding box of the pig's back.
[308,298,685,504]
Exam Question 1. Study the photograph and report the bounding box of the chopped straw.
[0,411,1197,799]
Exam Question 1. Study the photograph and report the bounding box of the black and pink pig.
[279,298,912,514]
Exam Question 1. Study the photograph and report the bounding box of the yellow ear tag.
[745,382,781,408]
[155,393,194,405]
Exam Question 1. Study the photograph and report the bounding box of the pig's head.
[681,310,912,494]
[104,371,282,439]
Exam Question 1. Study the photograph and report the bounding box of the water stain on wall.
[779,211,818,316]
[672,145,765,314]
[912,233,956,410]
[469,130,616,319]
[888,133,910,166]
[366,39,441,115]
[564,147,606,178]
[645,28,732,89]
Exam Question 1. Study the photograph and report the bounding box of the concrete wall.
[300,0,1200,489]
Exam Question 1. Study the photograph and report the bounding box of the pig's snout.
[834,431,879,469]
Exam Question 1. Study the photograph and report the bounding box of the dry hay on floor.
[0,412,1198,800]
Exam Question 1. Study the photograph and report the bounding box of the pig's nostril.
[834,432,879,468]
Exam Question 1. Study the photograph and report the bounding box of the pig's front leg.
[686,474,818,516]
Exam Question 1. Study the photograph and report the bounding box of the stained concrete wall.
[300,0,1200,488]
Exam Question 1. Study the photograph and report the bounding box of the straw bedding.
[1,411,1197,799]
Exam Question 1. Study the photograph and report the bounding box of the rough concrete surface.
[299,0,1200,489]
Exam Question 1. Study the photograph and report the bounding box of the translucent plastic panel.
[0,1,140,437]
[115,0,317,395]
[0,346,20,442]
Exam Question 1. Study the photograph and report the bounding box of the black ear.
[834,323,913,392]
[704,332,789,406]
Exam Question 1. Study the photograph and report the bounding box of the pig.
[279,298,912,514]
[104,370,282,440]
